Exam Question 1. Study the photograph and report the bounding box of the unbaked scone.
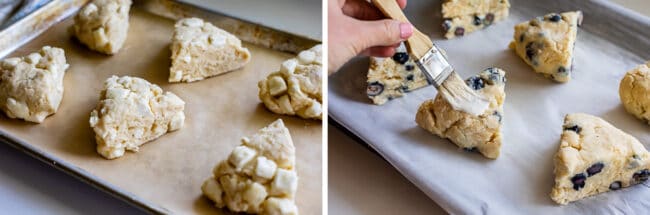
[416,68,506,159]
[509,11,583,82]
[619,61,650,123]
[258,45,322,120]
[71,0,131,54]
[367,43,430,105]
[169,17,251,83]
[551,113,650,204]
[0,46,69,123]
[89,76,185,159]
[202,119,299,215]
[441,0,510,39]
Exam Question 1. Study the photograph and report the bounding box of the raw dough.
[441,0,510,39]
[71,0,131,54]
[0,46,68,123]
[202,119,299,215]
[619,61,650,123]
[367,43,430,105]
[169,17,251,83]
[415,68,506,159]
[551,113,650,204]
[258,45,322,120]
[509,11,583,82]
[89,76,185,159]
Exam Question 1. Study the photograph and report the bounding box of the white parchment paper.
[329,0,650,213]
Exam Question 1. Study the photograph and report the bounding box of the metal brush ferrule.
[415,45,454,87]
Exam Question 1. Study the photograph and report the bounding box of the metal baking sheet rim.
[329,0,650,213]
[0,0,320,214]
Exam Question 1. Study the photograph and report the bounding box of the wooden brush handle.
[370,0,433,59]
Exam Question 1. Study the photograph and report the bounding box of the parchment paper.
[0,8,321,214]
[329,0,650,214]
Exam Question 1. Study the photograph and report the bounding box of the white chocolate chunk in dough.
[72,0,132,54]
[89,76,185,159]
[169,17,251,83]
[201,119,299,214]
[259,45,322,120]
[0,46,69,123]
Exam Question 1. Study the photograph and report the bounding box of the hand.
[328,0,412,73]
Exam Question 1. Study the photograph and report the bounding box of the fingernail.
[399,22,413,39]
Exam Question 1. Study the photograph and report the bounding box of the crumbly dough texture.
[258,45,322,120]
[509,11,583,82]
[441,0,510,39]
[89,76,185,159]
[71,0,131,54]
[416,68,506,159]
[367,43,430,105]
[619,62,650,123]
[0,46,68,123]
[202,119,299,215]
[551,113,650,204]
[169,17,251,83]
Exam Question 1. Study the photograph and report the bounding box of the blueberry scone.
[619,62,650,123]
[0,46,69,123]
[367,44,430,105]
[441,0,510,39]
[415,68,506,159]
[71,0,131,54]
[202,119,298,215]
[551,113,650,204]
[169,17,251,83]
[259,45,322,120]
[509,11,583,82]
[89,76,185,159]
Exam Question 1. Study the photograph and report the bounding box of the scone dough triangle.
[169,17,251,83]
[202,119,299,214]
[509,11,582,82]
[259,45,322,120]
[441,0,510,39]
[0,46,69,123]
[89,76,186,159]
[367,43,430,105]
[551,113,650,204]
[72,0,132,54]
[416,68,506,159]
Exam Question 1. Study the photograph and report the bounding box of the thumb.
[352,19,412,52]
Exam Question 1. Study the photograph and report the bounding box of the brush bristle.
[438,72,489,116]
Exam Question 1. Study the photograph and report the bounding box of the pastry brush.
[371,0,489,115]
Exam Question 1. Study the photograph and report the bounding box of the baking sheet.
[0,4,321,215]
[329,0,650,214]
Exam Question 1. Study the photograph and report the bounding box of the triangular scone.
[71,0,131,54]
[259,45,322,120]
[551,113,650,204]
[89,76,185,159]
[416,68,506,159]
[367,43,430,105]
[509,11,583,82]
[169,17,251,83]
[202,119,299,214]
[441,0,510,39]
[619,62,650,123]
[0,46,69,123]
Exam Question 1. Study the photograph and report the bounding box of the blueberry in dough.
[367,82,384,96]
